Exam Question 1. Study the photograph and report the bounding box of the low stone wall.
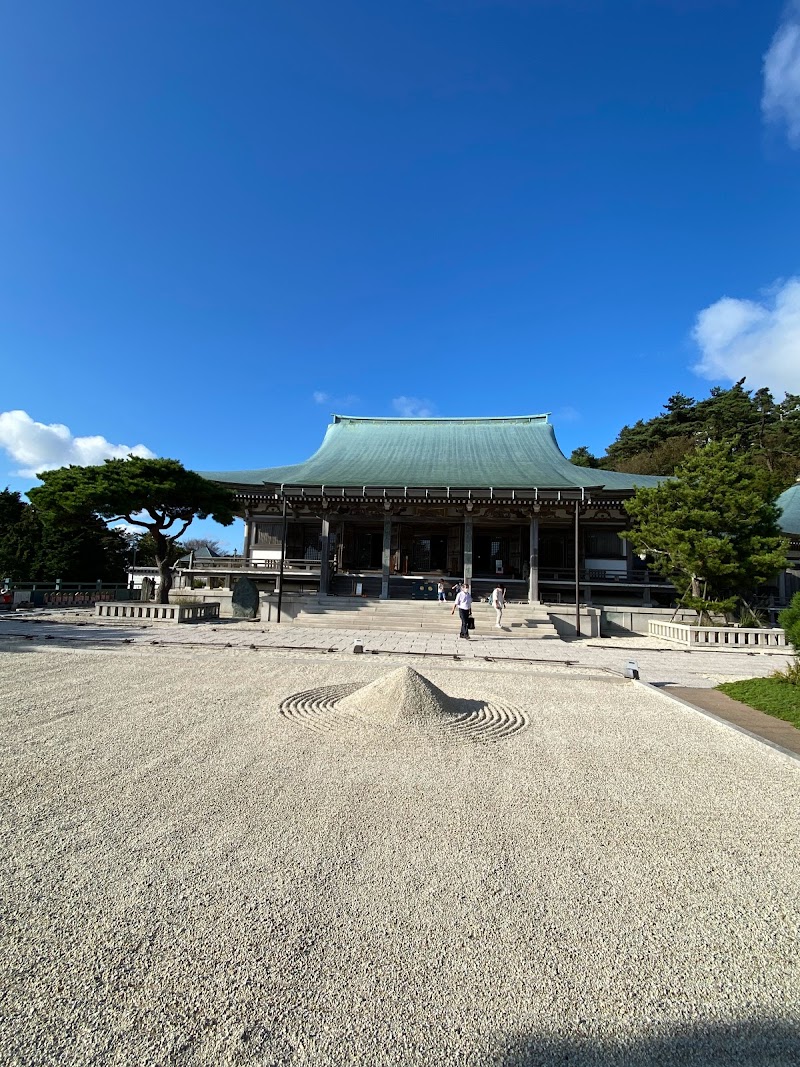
[545,607,600,639]
[601,605,706,636]
[259,595,307,622]
[96,602,220,623]
[648,620,787,648]
[166,589,310,621]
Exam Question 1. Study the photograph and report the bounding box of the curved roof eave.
[200,415,666,493]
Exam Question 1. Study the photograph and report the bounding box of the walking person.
[451,581,473,639]
[491,583,505,628]
[437,579,447,602]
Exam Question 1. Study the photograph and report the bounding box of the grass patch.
[716,677,800,729]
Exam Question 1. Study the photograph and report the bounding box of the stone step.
[291,619,553,635]
[314,597,547,614]
[288,598,558,636]
[300,604,548,619]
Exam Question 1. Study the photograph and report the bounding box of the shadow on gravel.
[0,624,147,650]
[496,1018,800,1066]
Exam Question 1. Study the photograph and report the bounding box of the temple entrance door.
[410,534,448,573]
[474,535,492,575]
[474,531,518,577]
[539,530,574,572]
[353,527,384,569]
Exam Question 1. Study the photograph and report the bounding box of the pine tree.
[0,489,41,580]
[624,442,788,619]
[29,458,235,602]
[569,446,600,468]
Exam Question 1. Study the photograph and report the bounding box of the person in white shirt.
[451,582,473,639]
[491,584,505,628]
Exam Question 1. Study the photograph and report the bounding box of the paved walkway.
[665,685,800,758]
[1,608,794,693]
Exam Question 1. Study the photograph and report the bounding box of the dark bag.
[467,614,475,630]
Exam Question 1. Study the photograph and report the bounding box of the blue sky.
[2,0,800,549]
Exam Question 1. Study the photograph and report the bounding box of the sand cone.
[338,666,459,726]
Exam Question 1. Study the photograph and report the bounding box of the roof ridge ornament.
[330,413,552,424]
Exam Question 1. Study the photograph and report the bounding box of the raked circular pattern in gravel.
[1,643,799,1066]
[278,667,529,743]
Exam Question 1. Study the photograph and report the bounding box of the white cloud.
[109,521,142,538]
[552,406,580,423]
[691,277,800,396]
[312,390,359,409]
[391,396,435,418]
[763,2,800,146]
[0,410,156,478]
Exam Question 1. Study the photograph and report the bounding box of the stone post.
[381,513,392,599]
[463,514,473,584]
[528,515,539,604]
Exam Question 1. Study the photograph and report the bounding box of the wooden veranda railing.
[178,556,337,574]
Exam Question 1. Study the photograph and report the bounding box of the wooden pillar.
[276,496,288,623]
[242,508,252,560]
[381,513,392,599]
[320,517,330,599]
[574,501,581,637]
[463,513,473,584]
[528,515,539,604]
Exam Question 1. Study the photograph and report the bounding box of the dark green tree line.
[0,488,128,583]
[597,380,800,490]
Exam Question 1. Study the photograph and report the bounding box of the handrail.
[178,556,337,573]
[538,568,666,584]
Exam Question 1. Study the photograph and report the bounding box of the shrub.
[778,591,800,653]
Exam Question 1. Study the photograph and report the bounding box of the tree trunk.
[154,533,172,604]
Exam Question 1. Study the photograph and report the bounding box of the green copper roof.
[778,478,800,535]
[202,415,662,492]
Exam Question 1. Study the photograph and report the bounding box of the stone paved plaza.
[1,608,794,688]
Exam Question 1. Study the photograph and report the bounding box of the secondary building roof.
[778,477,800,536]
[201,415,662,492]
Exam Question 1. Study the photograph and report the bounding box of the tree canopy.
[601,381,800,491]
[29,458,236,602]
[568,446,600,469]
[0,487,127,583]
[623,442,788,619]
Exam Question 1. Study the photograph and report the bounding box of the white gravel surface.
[1,639,799,1066]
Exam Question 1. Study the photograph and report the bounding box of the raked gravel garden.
[1,638,799,1066]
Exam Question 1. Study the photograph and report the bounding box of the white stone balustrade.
[648,620,786,648]
[96,602,220,623]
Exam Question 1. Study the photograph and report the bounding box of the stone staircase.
[288,596,559,637]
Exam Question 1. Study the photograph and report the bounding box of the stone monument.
[232,576,259,619]
[140,577,154,602]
